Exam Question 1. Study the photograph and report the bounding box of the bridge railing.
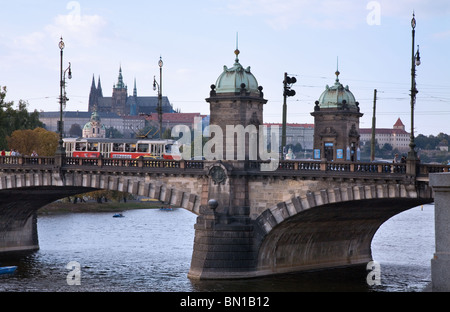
[1,156,448,178]
[63,156,205,171]
[254,160,407,174]
[418,163,450,176]
[0,156,55,166]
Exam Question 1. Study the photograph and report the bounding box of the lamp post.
[282,73,296,159]
[57,37,72,157]
[408,13,421,161]
[153,56,163,139]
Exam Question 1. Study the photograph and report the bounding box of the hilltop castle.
[88,67,174,116]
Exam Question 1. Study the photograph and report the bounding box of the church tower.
[311,68,363,161]
[88,75,98,112]
[112,66,128,116]
[88,75,104,113]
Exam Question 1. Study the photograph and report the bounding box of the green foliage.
[7,127,58,156]
[415,133,450,150]
[106,127,124,138]
[0,86,44,150]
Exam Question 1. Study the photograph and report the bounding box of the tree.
[7,127,58,156]
[69,123,82,137]
[106,127,124,138]
[0,86,44,150]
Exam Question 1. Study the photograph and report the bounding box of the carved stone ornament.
[348,124,360,138]
[209,165,227,185]
[319,126,338,138]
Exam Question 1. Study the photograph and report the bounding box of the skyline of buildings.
[37,64,417,155]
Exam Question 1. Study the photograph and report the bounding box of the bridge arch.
[0,171,202,214]
[253,184,433,276]
[0,171,203,254]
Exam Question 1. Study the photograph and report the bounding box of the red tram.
[63,138,181,160]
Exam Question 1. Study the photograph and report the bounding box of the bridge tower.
[205,47,267,161]
[311,69,363,162]
[188,48,268,279]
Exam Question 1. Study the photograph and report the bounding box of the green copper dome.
[83,111,105,130]
[318,70,357,109]
[215,49,259,94]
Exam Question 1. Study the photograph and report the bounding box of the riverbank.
[38,200,171,215]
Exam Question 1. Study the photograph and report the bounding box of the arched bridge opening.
[0,170,203,254]
[254,197,434,277]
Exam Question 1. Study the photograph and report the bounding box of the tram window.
[165,144,172,153]
[113,143,124,152]
[125,143,136,152]
[76,143,86,151]
[138,144,149,153]
[88,143,98,151]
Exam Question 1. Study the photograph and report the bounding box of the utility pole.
[370,89,377,162]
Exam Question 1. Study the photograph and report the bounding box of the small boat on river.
[113,213,124,218]
[0,266,17,275]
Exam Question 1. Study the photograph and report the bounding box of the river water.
[0,204,435,293]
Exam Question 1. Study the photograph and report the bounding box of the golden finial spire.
[234,32,240,63]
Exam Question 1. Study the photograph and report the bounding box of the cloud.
[225,0,450,30]
[225,0,368,30]
[7,2,107,54]
[45,2,107,47]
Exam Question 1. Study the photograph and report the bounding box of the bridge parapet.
[1,156,449,180]
[0,156,55,167]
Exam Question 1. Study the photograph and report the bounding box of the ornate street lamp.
[408,13,421,161]
[57,37,72,156]
[153,56,163,139]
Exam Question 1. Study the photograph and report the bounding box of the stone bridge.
[0,155,447,279]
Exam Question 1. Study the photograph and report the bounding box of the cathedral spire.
[133,78,137,97]
[90,74,96,90]
[97,76,103,97]
[115,65,126,89]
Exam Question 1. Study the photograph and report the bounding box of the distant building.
[88,67,175,116]
[40,111,124,136]
[360,118,410,152]
[264,123,314,151]
[82,111,106,138]
[39,111,208,139]
[143,112,208,131]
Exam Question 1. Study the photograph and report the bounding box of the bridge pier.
[188,162,258,279]
[430,173,450,291]
[188,205,257,279]
[0,186,94,255]
[0,213,38,254]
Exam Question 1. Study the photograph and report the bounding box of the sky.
[1,0,450,136]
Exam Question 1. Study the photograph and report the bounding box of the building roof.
[393,118,405,129]
[264,123,314,128]
[360,118,409,135]
[143,113,207,123]
[39,111,122,119]
[215,49,260,95]
[360,128,409,135]
[317,70,358,110]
